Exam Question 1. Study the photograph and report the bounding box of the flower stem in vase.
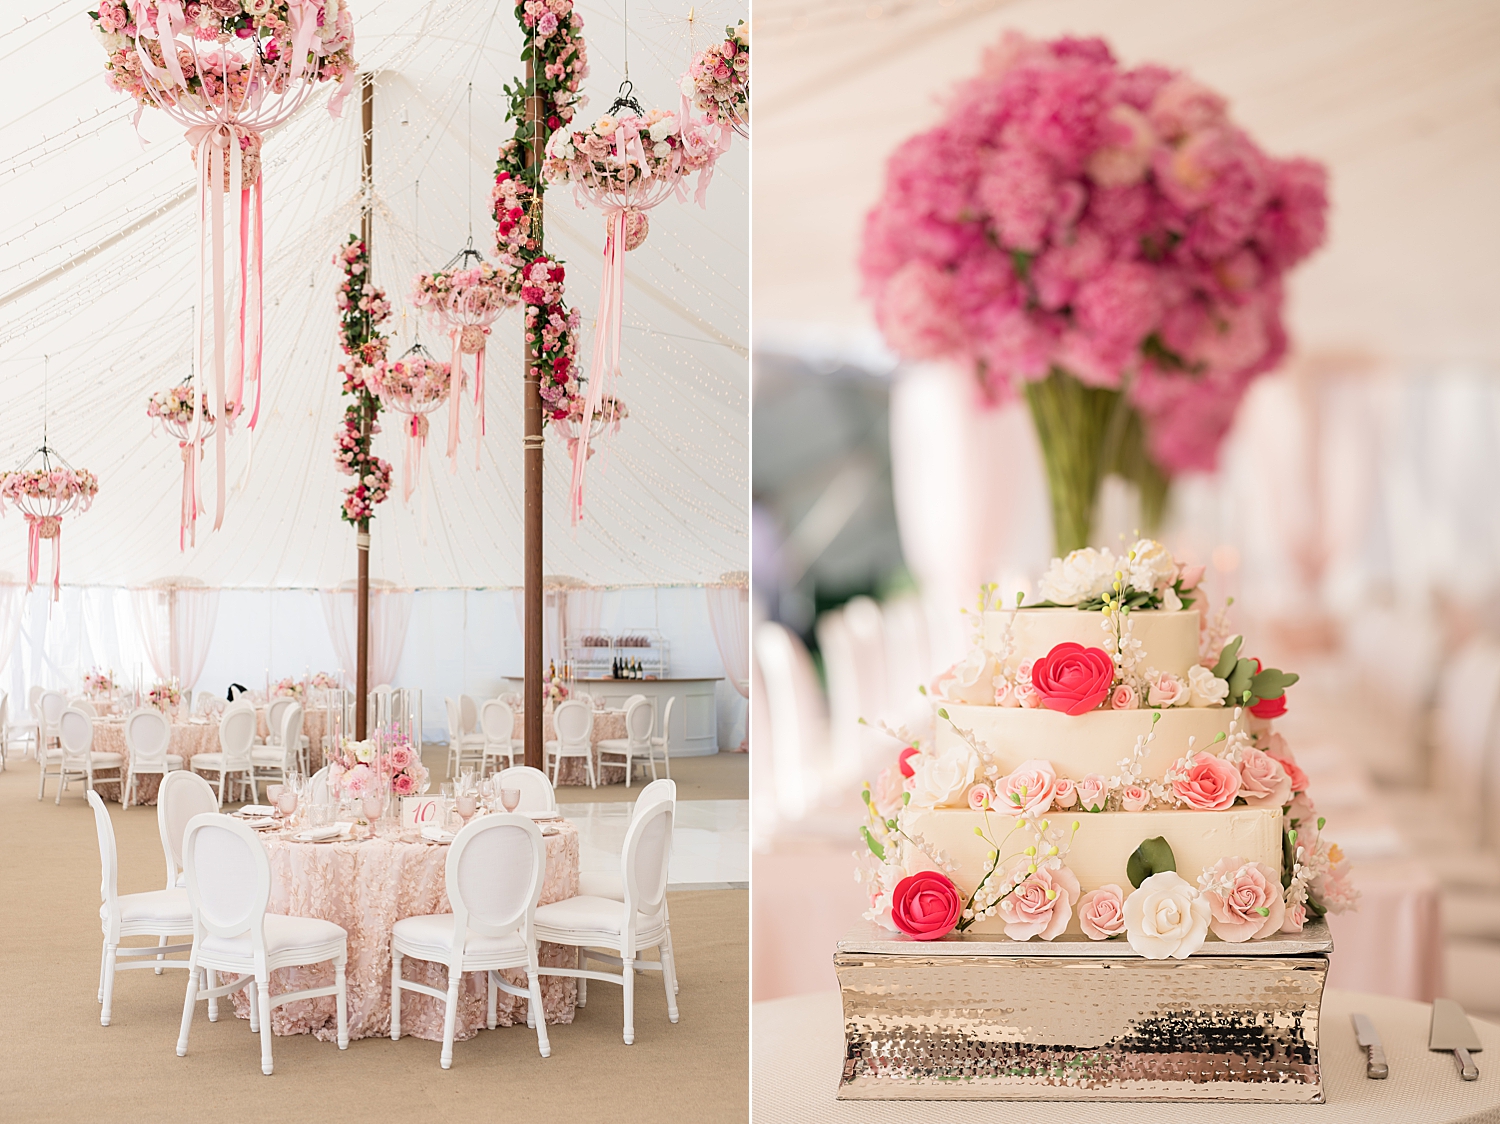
[1023,368,1122,556]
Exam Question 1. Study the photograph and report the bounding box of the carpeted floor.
[0,753,747,1122]
[420,745,749,804]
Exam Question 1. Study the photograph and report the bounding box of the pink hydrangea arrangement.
[147,682,181,712]
[84,669,116,695]
[860,32,1328,550]
[0,467,99,508]
[271,677,303,700]
[544,108,721,202]
[682,21,748,137]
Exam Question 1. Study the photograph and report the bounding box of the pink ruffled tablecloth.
[512,707,628,786]
[91,717,222,805]
[229,822,580,1042]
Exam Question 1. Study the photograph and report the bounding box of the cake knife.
[1351,1013,1388,1079]
[1429,998,1482,1081]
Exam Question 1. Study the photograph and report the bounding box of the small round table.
[228,820,580,1043]
[752,989,1500,1123]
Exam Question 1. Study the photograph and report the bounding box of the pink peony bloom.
[1171,753,1241,811]
[997,863,1081,941]
[1077,773,1109,812]
[995,760,1058,816]
[1121,784,1150,812]
[1052,777,1078,808]
[1202,858,1285,941]
[1237,747,1293,809]
[1078,884,1128,939]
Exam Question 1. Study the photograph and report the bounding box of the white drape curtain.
[320,583,413,687]
[563,587,604,651]
[130,584,220,691]
[511,584,599,669]
[706,577,750,698]
[0,583,24,678]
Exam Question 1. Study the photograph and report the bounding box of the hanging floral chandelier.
[410,247,514,471]
[682,20,748,140]
[94,0,357,539]
[0,447,99,601]
[146,379,238,550]
[363,345,452,503]
[543,81,721,523]
[555,395,628,465]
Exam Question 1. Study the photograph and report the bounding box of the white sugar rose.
[1126,538,1179,595]
[908,745,980,809]
[1187,664,1229,707]
[1037,547,1117,605]
[1123,871,1211,959]
[934,647,1002,706]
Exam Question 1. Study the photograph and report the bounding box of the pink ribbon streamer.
[24,515,62,602]
[570,209,628,524]
[444,328,488,472]
[403,415,428,503]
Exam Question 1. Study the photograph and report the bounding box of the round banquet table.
[227,820,580,1043]
[90,715,222,805]
[752,989,1500,1124]
[512,707,630,786]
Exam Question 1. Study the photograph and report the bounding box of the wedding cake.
[855,540,1357,955]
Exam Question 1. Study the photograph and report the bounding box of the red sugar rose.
[898,746,920,778]
[1030,641,1115,715]
[891,871,961,940]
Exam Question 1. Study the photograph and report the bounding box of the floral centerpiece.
[84,669,116,695]
[556,394,627,462]
[546,672,569,708]
[682,20,748,138]
[860,33,1329,552]
[0,463,100,598]
[310,671,342,690]
[147,682,181,713]
[271,677,303,700]
[327,729,429,799]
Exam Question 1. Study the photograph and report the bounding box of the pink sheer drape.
[513,582,600,669]
[562,587,604,653]
[706,578,749,697]
[130,583,221,691]
[320,583,413,687]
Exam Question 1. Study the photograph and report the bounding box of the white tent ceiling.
[0,0,747,590]
[754,0,1500,366]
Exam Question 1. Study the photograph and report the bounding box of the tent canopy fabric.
[0,0,747,590]
[753,0,1500,367]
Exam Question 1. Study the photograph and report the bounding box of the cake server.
[1429,998,1482,1081]
[1351,1013,1388,1079]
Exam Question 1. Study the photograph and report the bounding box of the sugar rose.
[1237,747,1292,809]
[1147,671,1189,708]
[1031,642,1115,715]
[1078,884,1127,939]
[891,871,962,941]
[1037,547,1117,605]
[933,647,1002,705]
[997,864,1080,941]
[1077,773,1109,812]
[908,745,979,809]
[1123,871,1211,959]
[1171,752,1241,811]
[1121,784,1149,812]
[1187,664,1229,707]
[995,759,1058,816]
[1052,777,1078,809]
[1202,857,1285,942]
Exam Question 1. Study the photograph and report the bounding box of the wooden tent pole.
[355,71,374,740]
[522,61,544,770]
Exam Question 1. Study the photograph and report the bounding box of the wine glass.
[277,788,298,819]
[362,790,385,824]
[500,787,522,814]
[266,784,284,806]
[455,791,478,824]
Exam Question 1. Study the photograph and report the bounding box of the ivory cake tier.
[984,606,1202,679]
[903,805,1283,936]
[936,703,1236,782]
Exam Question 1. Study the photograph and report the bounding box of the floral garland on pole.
[490,0,589,425]
[332,235,393,525]
[682,20,748,139]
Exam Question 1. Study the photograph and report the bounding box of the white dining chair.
[444,696,485,779]
[496,765,557,815]
[480,699,522,776]
[39,688,67,751]
[251,702,302,793]
[45,706,122,804]
[391,814,552,1068]
[544,699,595,788]
[647,695,675,781]
[535,799,679,1044]
[460,693,480,737]
[177,813,349,1075]
[122,707,183,809]
[157,770,219,892]
[597,697,656,789]
[577,780,676,903]
[191,702,258,806]
[3,691,40,762]
[87,791,194,1026]
[256,695,295,752]
[71,696,98,718]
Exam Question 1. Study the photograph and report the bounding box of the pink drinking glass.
[362,792,385,823]
[500,788,521,814]
[277,790,298,818]
[456,793,478,823]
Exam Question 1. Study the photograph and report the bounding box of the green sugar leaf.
[1211,635,1244,680]
[1126,836,1177,889]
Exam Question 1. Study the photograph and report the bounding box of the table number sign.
[401,796,445,829]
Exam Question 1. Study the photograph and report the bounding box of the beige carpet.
[0,754,747,1122]
[422,745,749,804]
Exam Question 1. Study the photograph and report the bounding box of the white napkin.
[293,822,351,842]
[239,804,277,816]
[242,817,278,830]
[420,825,457,844]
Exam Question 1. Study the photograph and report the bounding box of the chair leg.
[246,977,259,1033]
[390,951,403,1041]
[528,966,551,1058]
[440,972,461,1069]
[123,768,132,810]
[576,946,587,1007]
[622,955,636,1045]
[206,968,219,1022]
[257,979,275,1075]
[37,758,46,800]
[98,940,108,1003]
[661,928,680,1022]
[486,971,498,1031]
[217,771,226,807]
[100,944,118,1025]
[176,959,200,1057]
[155,934,168,975]
[335,959,348,1049]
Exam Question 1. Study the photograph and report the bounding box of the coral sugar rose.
[1030,642,1115,715]
[1171,752,1241,810]
[891,871,962,940]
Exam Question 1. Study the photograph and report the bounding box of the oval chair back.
[264,696,294,746]
[480,699,516,743]
[496,765,556,814]
[460,694,479,736]
[623,799,674,925]
[308,765,331,805]
[28,684,43,717]
[86,790,122,942]
[219,703,256,771]
[553,699,593,747]
[656,696,676,746]
[40,689,67,735]
[443,696,462,742]
[72,697,98,717]
[157,770,219,889]
[59,706,94,763]
[181,813,272,945]
[624,698,654,749]
[448,815,545,947]
[126,708,172,771]
[279,702,304,771]
[632,778,677,822]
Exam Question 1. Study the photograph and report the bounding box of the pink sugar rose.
[1078,884,1128,939]
[1171,752,1241,811]
[1110,683,1138,710]
[1121,784,1149,812]
[1265,741,1308,794]
[1030,642,1114,715]
[1146,672,1189,708]
[1285,792,1318,835]
[998,863,1080,941]
[1077,773,1109,812]
[872,766,906,818]
[966,783,994,812]
[1237,747,1293,809]
[1016,683,1043,709]
[1052,777,1078,809]
[1203,858,1285,942]
[996,760,1057,816]
[1280,902,1307,934]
